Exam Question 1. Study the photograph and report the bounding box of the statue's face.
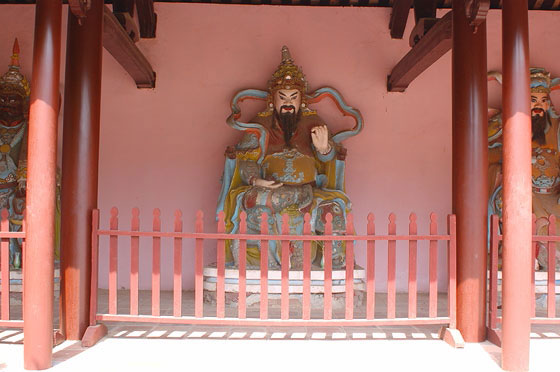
[531,92,550,117]
[0,92,24,122]
[274,89,301,116]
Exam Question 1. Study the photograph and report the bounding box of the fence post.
[109,208,119,315]
[547,215,556,318]
[408,213,418,319]
[429,213,438,318]
[238,211,247,319]
[366,213,375,320]
[447,214,457,329]
[130,208,140,316]
[194,210,204,318]
[152,209,161,317]
[387,213,396,319]
[259,213,268,320]
[173,210,183,317]
[345,214,354,320]
[1,209,10,321]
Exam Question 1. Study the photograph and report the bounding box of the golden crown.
[0,39,31,98]
[530,67,551,94]
[267,46,307,94]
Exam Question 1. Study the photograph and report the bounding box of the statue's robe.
[488,112,560,270]
[0,118,27,267]
[221,110,351,268]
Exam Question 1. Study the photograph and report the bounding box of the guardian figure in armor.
[488,67,560,270]
[0,39,29,269]
[217,46,363,269]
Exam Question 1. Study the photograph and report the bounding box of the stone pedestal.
[203,264,366,310]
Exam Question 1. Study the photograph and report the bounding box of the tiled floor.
[1,290,560,371]
[1,324,560,371]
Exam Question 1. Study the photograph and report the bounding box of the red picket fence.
[489,214,560,331]
[0,209,26,329]
[88,208,457,328]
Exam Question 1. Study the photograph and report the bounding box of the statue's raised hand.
[311,125,331,154]
[253,178,283,189]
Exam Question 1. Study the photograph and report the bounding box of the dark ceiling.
[0,0,558,9]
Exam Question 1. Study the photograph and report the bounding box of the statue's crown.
[0,39,30,98]
[267,46,307,94]
[530,67,551,94]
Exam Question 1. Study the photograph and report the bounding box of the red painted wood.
[302,213,311,320]
[194,210,204,318]
[324,214,333,320]
[489,214,499,330]
[429,213,438,318]
[152,209,161,317]
[448,214,457,328]
[238,211,247,319]
[345,214,354,320]
[259,213,268,320]
[21,217,25,313]
[532,214,536,318]
[547,215,556,318]
[0,320,24,328]
[109,208,118,315]
[130,208,140,316]
[281,214,290,320]
[89,210,100,326]
[366,213,375,320]
[216,211,225,318]
[96,230,451,241]
[408,213,418,319]
[501,1,532,368]
[387,213,396,319]
[173,210,183,317]
[1,209,9,321]
[97,314,453,327]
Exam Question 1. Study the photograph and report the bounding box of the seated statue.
[0,39,29,269]
[217,46,363,269]
[488,67,560,271]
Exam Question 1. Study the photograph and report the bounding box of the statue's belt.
[533,184,560,194]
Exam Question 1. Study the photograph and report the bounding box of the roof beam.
[387,10,452,92]
[389,0,414,39]
[135,0,157,38]
[103,5,155,88]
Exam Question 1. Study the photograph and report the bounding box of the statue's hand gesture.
[311,125,331,154]
[253,178,283,189]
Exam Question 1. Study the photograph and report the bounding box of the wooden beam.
[103,5,155,88]
[387,10,452,92]
[135,0,157,38]
[113,0,135,16]
[389,0,414,39]
[413,0,437,22]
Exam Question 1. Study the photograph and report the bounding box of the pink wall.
[2,5,560,291]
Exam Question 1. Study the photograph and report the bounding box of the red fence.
[0,209,26,329]
[489,214,560,330]
[89,208,457,327]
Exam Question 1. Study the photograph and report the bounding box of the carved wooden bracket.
[465,0,490,33]
[69,0,91,23]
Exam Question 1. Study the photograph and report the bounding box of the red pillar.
[23,0,62,369]
[501,1,532,370]
[60,2,103,340]
[451,1,488,342]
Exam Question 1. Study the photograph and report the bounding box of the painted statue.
[217,46,363,269]
[0,39,29,269]
[488,67,560,271]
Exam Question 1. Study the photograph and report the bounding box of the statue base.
[203,264,366,309]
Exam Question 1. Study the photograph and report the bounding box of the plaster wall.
[0,5,558,292]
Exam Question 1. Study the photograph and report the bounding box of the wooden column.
[452,1,488,342]
[23,0,62,369]
[502,0,531,370]
[60,1,103,340]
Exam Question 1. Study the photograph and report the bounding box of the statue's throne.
[217,87,363,269]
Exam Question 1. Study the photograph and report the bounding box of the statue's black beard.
[275,108,301,146]
[531,111,549,145]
